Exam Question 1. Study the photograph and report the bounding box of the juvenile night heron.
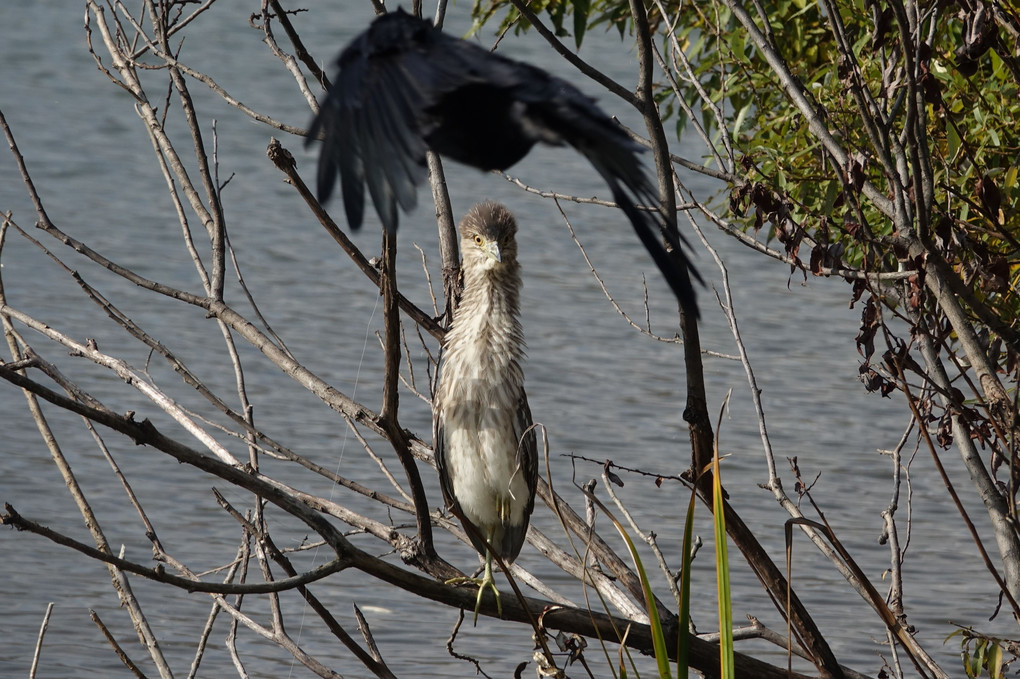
[433,202,538,619]
[307,8,701,317]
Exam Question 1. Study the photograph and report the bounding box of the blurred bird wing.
[513,79,703,315]
[309,10,444,231]
[309,11,567,230]
[308,10,701,314]
[587,152,703,316]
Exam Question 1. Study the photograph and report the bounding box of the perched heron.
[433,202,538,619]
[307,8,701,317]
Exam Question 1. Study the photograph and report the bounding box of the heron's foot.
[444,574,502,624]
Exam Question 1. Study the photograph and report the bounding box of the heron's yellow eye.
[474,235,484,246]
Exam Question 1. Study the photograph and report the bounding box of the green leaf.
[1003,166,1018,192]
[619,527,673,679]
[712,454,735,679]
[584,489,673,679]
[677,491,697,679]
[732,102,752,141]
[947,121,961,162]
[969,647,982,676]
[988,642,1003,679]
[573,0,590,48]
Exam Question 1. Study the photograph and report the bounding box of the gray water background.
[0,1,1009,677]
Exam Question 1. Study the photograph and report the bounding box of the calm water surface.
[0,2,1007,677]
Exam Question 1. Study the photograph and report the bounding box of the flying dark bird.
[433,202,538,619]
[307,8,700,316]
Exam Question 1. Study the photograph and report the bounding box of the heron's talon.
[445,573,502,624]
[478,574,502,621]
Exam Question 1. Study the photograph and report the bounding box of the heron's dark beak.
[484,242,501,263]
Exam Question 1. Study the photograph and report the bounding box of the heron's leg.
[444,527,503,625]
[473,539,502,623]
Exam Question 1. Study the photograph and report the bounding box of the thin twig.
[29,603,54,679]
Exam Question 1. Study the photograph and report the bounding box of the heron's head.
[458,202,518,272]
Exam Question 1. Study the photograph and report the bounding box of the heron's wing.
[432,350,457,515]
[500,391,537,563]
[307,9,443,232]
[432,428,458,517]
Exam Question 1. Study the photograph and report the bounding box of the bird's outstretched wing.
[307,8,701,316]
[307,9,437,232]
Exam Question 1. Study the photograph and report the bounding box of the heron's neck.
[450,263,523,358]
[463,260,520,310]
